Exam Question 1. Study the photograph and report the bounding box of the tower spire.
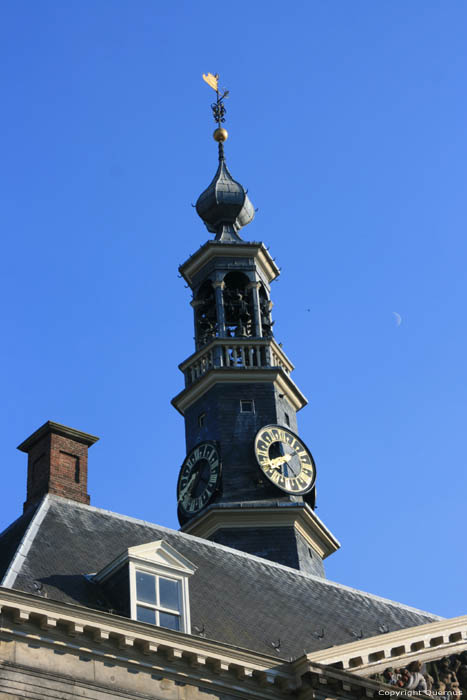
[196,74,254,242]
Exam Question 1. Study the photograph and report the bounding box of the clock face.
[177,442,221,518]
[254,425,316,495]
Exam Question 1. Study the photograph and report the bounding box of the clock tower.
[172,78,339,577]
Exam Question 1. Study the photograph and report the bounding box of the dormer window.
[94,539,196,634]
[135,571,182,630]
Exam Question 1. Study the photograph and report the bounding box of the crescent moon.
[392,312,402,327]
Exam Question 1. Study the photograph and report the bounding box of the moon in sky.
[392,312,402,327]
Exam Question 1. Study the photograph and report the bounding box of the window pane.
[159,578,180,611]
[159,611,180,631]
[137,606,156,624]
[136,571,156,605]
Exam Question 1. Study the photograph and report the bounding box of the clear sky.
[1,1,466,619]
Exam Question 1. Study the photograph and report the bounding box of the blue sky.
[1,1,466,618]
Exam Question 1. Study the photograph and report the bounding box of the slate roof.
[0,504,38,582]
[0,495,441,660]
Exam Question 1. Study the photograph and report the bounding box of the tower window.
[284,413,290,426]
[198,413,206,427]
[240,400,254,413]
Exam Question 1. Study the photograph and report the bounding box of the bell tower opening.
[223,271,254,339]
[194,279,217,349]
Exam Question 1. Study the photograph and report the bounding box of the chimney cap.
[17,420,99,453]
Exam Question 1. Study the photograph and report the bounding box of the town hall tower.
[172,77,339,577]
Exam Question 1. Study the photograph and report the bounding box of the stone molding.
[293,660,403,700]
[180,504,340,560]
[300,615,467,675]
[94,540,197,583]
[172,367,307,415]
[17,421,99,452]
[179,242,280,288]
[0,587,295,698]
[1,588,464,700]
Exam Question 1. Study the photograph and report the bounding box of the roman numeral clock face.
[177,442,221,520]
[254,425,316,495]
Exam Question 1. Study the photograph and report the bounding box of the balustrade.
[184,340,291,386]
[188,347,215,384]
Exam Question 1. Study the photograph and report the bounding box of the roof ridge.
[1,495,52,588]
[45,495,442,621]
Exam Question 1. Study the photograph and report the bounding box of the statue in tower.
[260,296,275,338]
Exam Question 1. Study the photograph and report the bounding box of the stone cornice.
[17,421,99,452]
[0,587,295,697]
[292,659,404,700]
[299,614,467,675]
[179,241,280,288]
[1,588,462,700]
[181,503,340,559]
[172,367,307,415]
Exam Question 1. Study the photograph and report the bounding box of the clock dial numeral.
[270,470,280,484]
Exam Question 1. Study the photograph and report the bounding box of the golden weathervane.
[202,73,229,143]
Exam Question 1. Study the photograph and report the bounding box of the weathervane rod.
[202,73,229,157]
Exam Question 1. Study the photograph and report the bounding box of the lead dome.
[195,143,255,242]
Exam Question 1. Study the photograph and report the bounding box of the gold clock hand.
[179,473,197,498]
[269,453,293,469]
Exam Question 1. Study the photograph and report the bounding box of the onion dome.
[196,132,254,243]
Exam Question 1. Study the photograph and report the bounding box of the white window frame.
[130,564,189,632]
[128,541,195,634]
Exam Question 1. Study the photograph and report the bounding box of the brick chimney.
[18,421,99,512]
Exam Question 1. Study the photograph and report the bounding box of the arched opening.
[223,272,253,338]
[194,280,217,348]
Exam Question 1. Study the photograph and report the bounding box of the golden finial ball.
[213,127,228,142]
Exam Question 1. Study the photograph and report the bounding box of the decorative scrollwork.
[211,100,226,125]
